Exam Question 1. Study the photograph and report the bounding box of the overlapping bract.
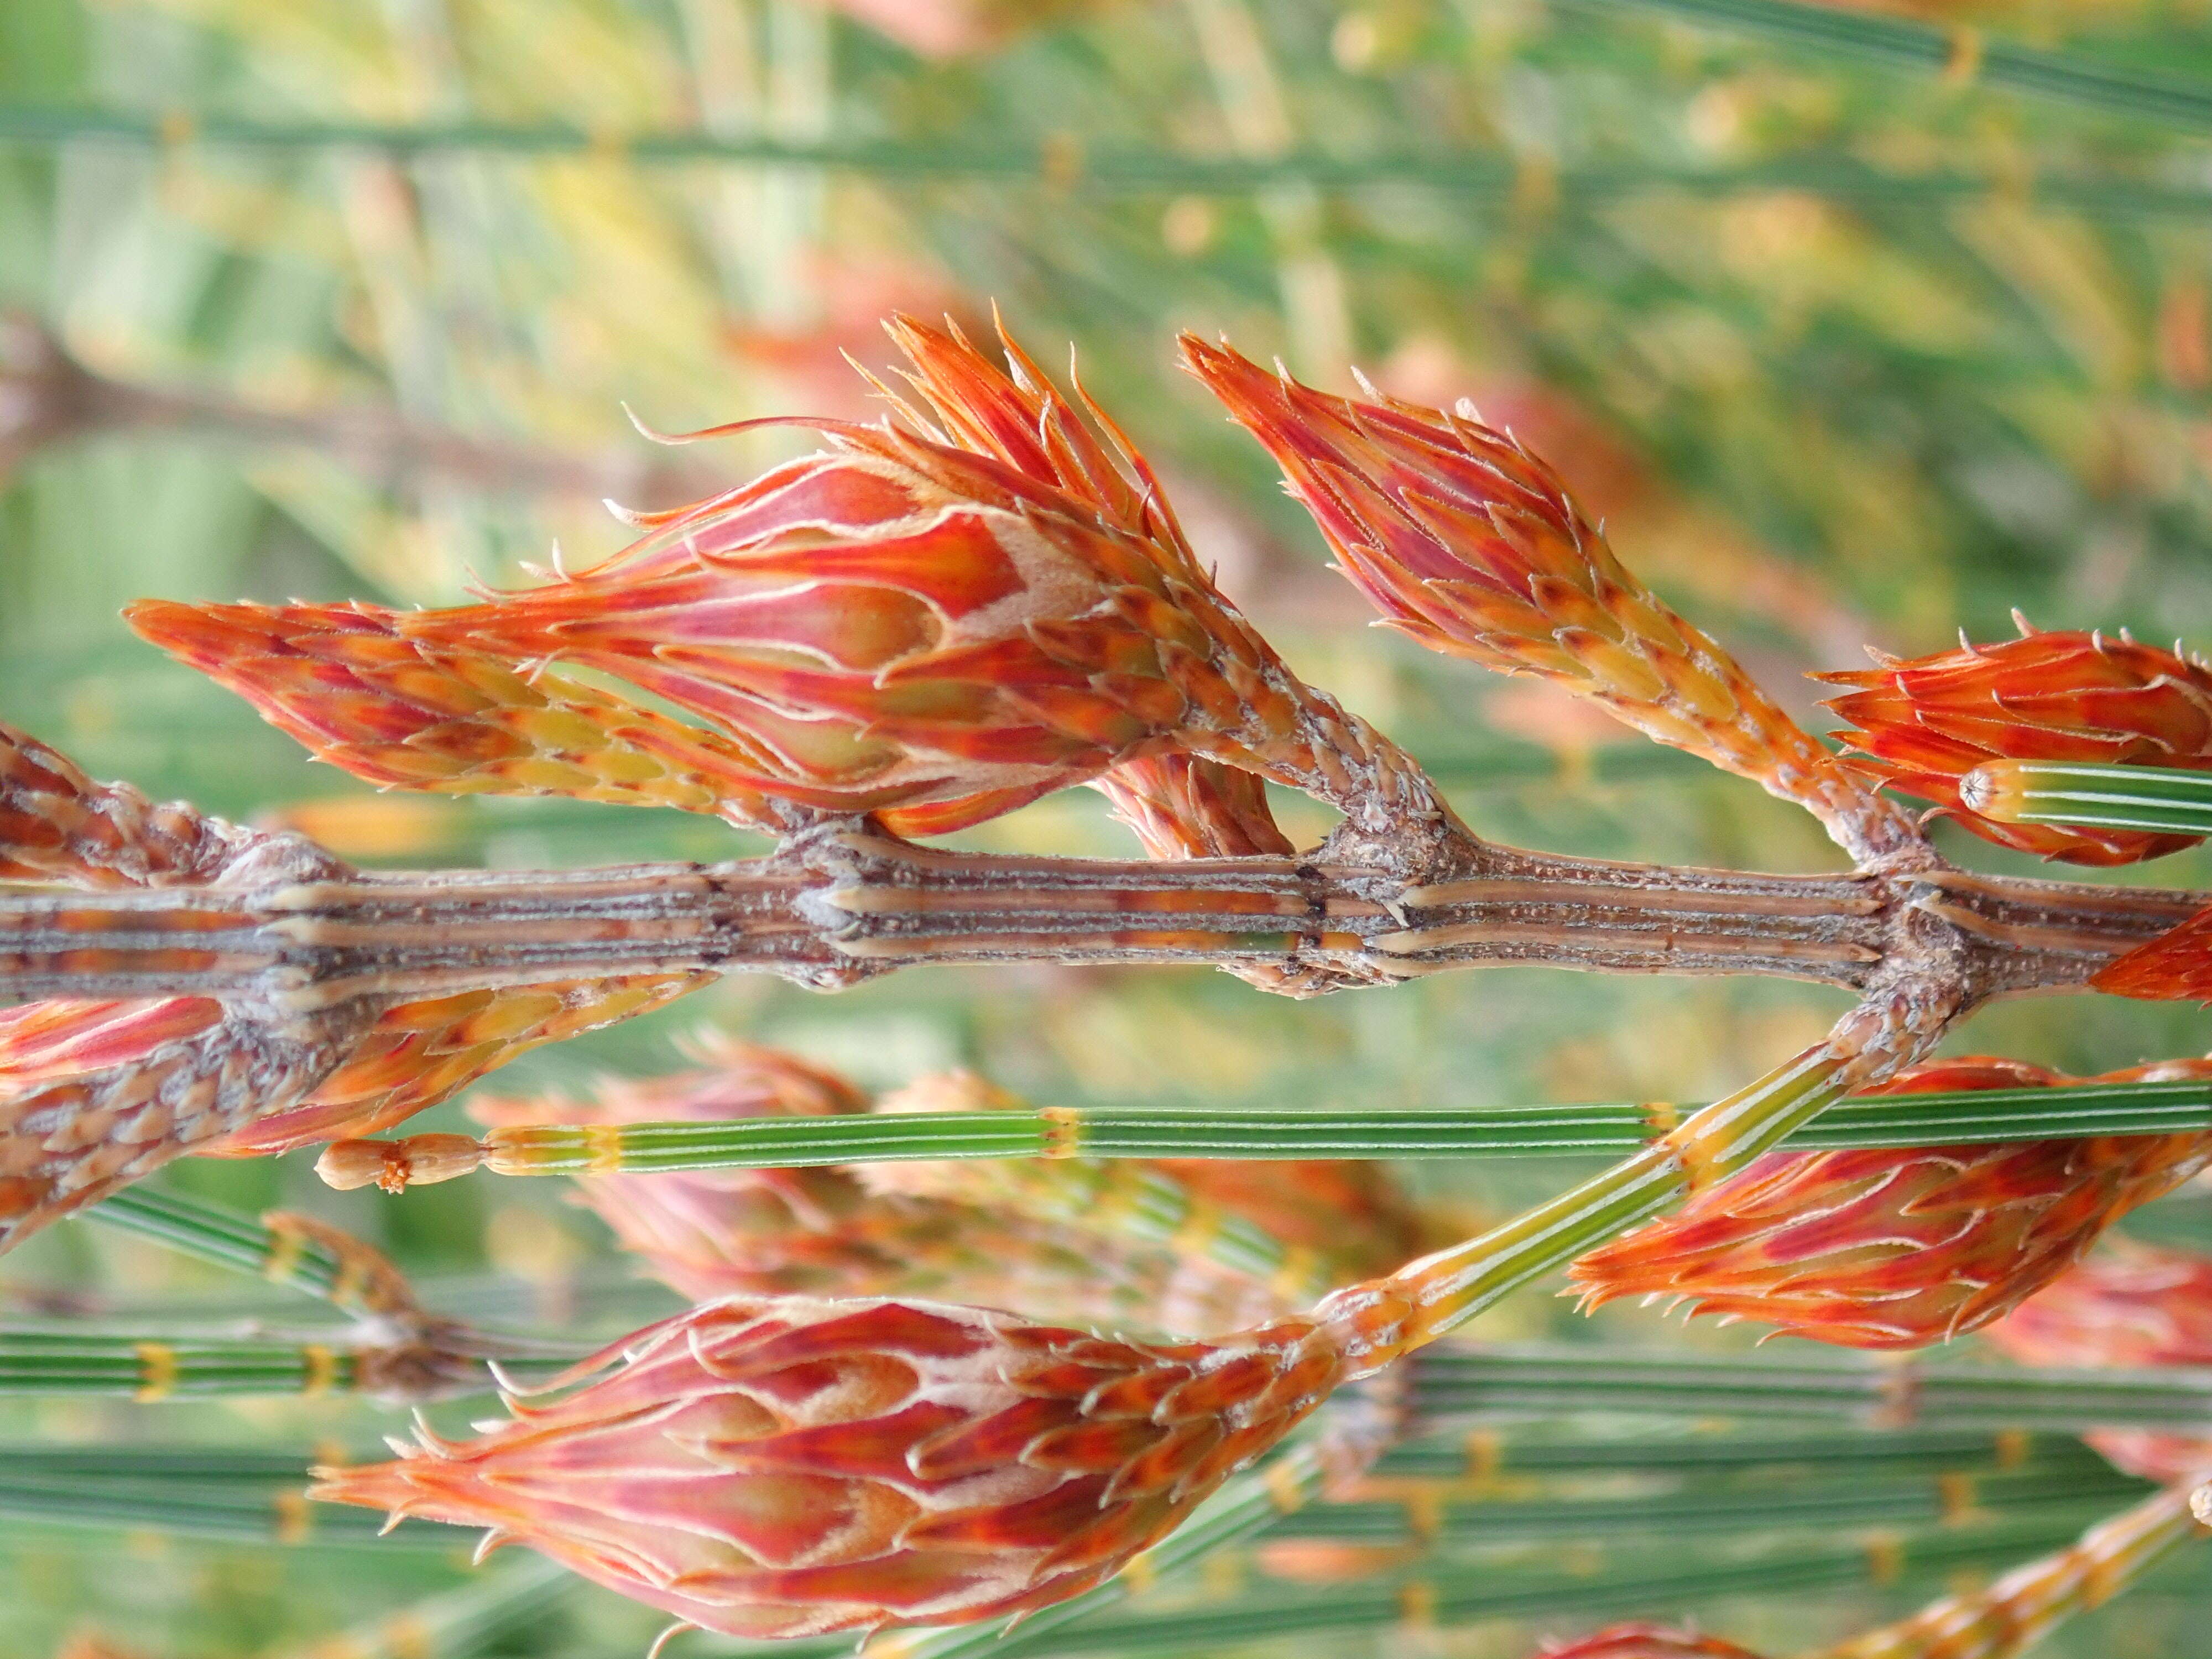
[1984,1241,2212,1483]
[1820,627,2212,865]
[1180,337,1909,862]
[1568,1057,2212,1349]
[310,1295,1351,1639]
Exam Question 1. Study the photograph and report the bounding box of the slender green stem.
[1272,1467,2148,1543]
[0,108,2210,215]
[1386,1049,1845,1347]
[1410,1344,2212,1430]
[81,1186,355,1306]
[435,1074,2212,1180]
[1371,1427,2108,1480]
[967,1516,2110,1657]
[0,1326,580,1398]
[1571,0,2212,132]
[1966,760,2212,838]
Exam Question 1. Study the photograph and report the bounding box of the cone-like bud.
[1819,625,2212,865]
[1181,337,1912,864]
[310,1294,1353,1638]
[2,721,267,887]
[1537,1627,1765,1659]
[1983,1241,2212,1483]
[1095,752,1293,860]
[1568,1057,2212,1349]
[0,993,341,1243]
[201,974,709,1159]
[122,603,801,832]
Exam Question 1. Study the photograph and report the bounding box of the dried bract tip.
[309,1295,1351,1638]
[1569,1057,2212,1350]
[317,1133,487,1193]
[1180,335,1914,865]
[1820,629,2212,865]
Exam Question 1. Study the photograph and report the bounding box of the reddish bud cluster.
[312,1295,1352,1639]
[1820,625,2212,865]
[1569,1057,2212,1349]
[1180,338,1909,862]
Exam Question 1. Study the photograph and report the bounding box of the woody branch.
[0,830,2199,1011]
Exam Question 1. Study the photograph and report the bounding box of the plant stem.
[1967,760,2212,839]
[1811,1481,2212,1659]
[1381,1048,1847,1351]
[1271,1467,2148,1543]
[0,1326,571,1399]
[430,1076,2212,1178]
[81,1187,354,1306]
[1408,1345,2212,1431]
[1570,0,2212,133]
[4,109,2212,209]
[2,837,2193,1007]
[1369,1427,2106,1480]
[968,1516,2109,1657]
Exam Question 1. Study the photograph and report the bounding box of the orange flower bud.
[199,974,709,1159]
[1984,1241,2212,1483]
[2091,904,2212,1003]
[1,718,258,888]
[1180,337,1911,863]
[310,1294,1352,1638]
[1819,625,2212,865]
[1537,1626,1765,1658]
[0,993,340,1244]
[1568,1057,2212,1349]
[1095,752,1293,860]
[123,602,800,832]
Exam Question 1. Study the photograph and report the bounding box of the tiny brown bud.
[316,1133,486,1193]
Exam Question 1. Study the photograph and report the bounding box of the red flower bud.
[1984,1241,2212,1483]
[1180,337,1910,863]
[200,975,709,1159]
[1568,1057,2212,1349]
[1819,625,2212,865]
[1536,1626,1764,1659]
[310,1295,1352,1638]
[1095,752,1293,860]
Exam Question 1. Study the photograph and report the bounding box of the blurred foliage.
[5,0,2212,1655]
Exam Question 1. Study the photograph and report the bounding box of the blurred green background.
[6,0,2212,1653]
